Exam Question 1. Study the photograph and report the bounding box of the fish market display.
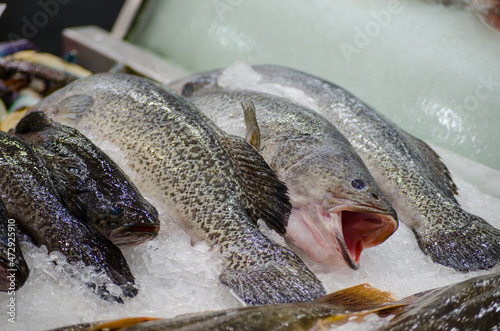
[13,111,160,246]
[172,63,500,272]
[0,130,137,302]
[29,72,326,305]
[187,89,398,269]
[0,197,29,291]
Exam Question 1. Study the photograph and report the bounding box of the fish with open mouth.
[0,197,29,291]
[186,89,398,269]
[172,63,500,272]
[13,111,160,246]
[0,130,137,302]
[29,72,326,305]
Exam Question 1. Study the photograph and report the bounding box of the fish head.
[84,194,160,246]
[282,151,398,269]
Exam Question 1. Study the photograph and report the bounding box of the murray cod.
[172,63,500,271]
[13,111,160,246]
[0,131,137,302]
[29,73,326,305]
[186,89,398,269]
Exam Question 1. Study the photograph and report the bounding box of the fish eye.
[110,206,124,216]
[351,179,366,190]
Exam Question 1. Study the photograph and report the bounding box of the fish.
[171,63,500,272]
[0,130,137,302]
[47,284,402,331]
[13,111,160,246]
[28,72,326,305]
[381,272,500,330]
[186,89,398,269]
[0,197,30,291]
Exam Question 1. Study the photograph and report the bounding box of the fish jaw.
[106,223,160,246]
[285,203,398,269]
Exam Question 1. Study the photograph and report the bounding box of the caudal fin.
[414,211,500,271]
[219,244,325,305]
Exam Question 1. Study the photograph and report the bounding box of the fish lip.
[106,225,160,246]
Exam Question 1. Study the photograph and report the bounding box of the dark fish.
[13,111,160,246]
[29,73,326,305]
[0,197,29,291]
[171,64,500,272]
[187,89,398,269]
[0,131,137,302]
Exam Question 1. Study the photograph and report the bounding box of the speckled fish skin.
[0,131,137,301]
[187,89,398,269]
[30,73,326,305]
[0,197,29,291]
[13,111,160,246]
[381,272,500,330]
[172,64,500,272]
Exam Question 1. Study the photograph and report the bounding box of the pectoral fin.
[217,134,290,234]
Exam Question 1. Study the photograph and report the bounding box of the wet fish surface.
[187,89,398,269]
[0,197,29,291]
[29,72,326,305]
[381,272,500,330]
[172,64,500,272]
[13,111,160,246]
[0,131,137,302]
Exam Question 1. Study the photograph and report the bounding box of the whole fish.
[172,64,500,272]
[48,284,402,331]
[0,131,137,302]
[29,73,326,305]
[0,197,29,291]
[187,89,398,269]
[13,111,160,246]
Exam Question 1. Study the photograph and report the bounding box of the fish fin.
[414,211,500,271]
[87,317,161,331]
[404,133,458,201]
[241,100,261,150]
[219,244,326,305]
[314,284,396,311]
[43,153,89,217]
[52,94,94,126]
[217,134,290,234]
[14,111,51,134]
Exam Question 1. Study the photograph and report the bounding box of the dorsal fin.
[217,134,290,234]
[15,111,51,134]
[314,284,396,311]
[88,317,160,331]
[51,94,94,127]
[241,100,261,150]
[403,132,458,201]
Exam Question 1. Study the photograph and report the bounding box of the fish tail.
[414,210,500,271]
[219,244,326,305]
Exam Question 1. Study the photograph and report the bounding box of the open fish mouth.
[286,205,398,269]
[107,225,160,246]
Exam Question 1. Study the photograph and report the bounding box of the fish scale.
[171,63,500,272]
[0,131,137,301]
[30,73,326,305]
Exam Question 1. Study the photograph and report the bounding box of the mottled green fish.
[29,73,326,305]
[0,197,29,291]
[13,111,160,246]
[186,89,398,269]
[172,64,500,272]
[0,131,137,302]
